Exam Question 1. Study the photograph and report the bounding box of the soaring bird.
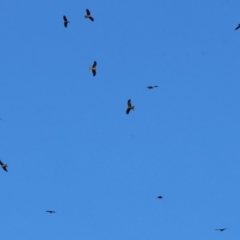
[46,210,56,213]
[216,228,227,232]
[85,9,94,21]
[89,61,97,76]
[0,160,8,172]
[147,86,158,89]
[126,99,134,114]
[63,15,69,28]
[157,196,163,199]
[235,24,240,30]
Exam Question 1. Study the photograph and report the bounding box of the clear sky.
[1,0,240,239]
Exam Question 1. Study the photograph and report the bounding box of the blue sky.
[1,0,240,239]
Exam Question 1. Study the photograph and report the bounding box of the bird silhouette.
[126,99,134,114]
[46,210,56,213]
[0,160,8,172]
[63,15,70,28]
[89,61,97,76]
[216,228,227,232]
[85,9,94,21]
[157,196,163,199]
[235,24,240,30]
[147,86,158,89]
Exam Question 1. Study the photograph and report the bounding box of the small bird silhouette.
[216,228,227,232]
[235,24,240,30]
[0,160,8,172]
[85,9,94,21]
[46,210,56,213]
[63,15,70,28]
[89,61,97,76]
[157,196,163,199]
[126,99,134,114]
[147,86,158,89]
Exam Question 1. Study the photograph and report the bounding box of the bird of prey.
[46,210,56,213]
[147,86,158,89]
[235,24,240,30]
[126,99,134,114]
[157,196,163,199]
[63,15,70,28]
[89,61,97,76]
[85,9,94,21]
[0,160,8,172]
[216,228,227,232]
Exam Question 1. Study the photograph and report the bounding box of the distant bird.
[147,86,158,89]
[235,24,240,30]
[85,9,94,21]
[63,15,69,28]
[89,61,97,76]
[157,196,163,199]
[46,210,56,214]
[126,99,134,114]
[0,160,8,172]
[216,228,227,232]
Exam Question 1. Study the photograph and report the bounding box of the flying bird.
[46,210,56,213]
[63,15,69,28]
[235,24,240,30]
[147,86,158,89]
[126,99,134,114]
[89,61,97,76]
[216,228,227,232]
[157,196,163,199]
[0,160,8,172]
[85,9,94,21]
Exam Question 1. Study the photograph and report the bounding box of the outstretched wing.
[89,16,94,21]
[86,9,91,15]
[92,70,96,76]
[235,25,240,30]
[64,22,68,28]
[63,15,67,22]
[3,166,8,172]
[92,61,97,68]
[0,160,3,166]
[127,99,132,107]
[126,108,131,114]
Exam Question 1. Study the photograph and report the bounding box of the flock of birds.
[3,8,240,236]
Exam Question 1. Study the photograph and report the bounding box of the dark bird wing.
[92,69,96,76]
[0,160,3,166]
[86,9,91,15]
[3,166,8,172]
[63,15,67,21]
[64,22,68,27]
[154,86,158,88]
[216,228,226,231]
[127,99,132,107]
[157,196,163,199]
[235,25,240,30]
[89,16,94,21]
[92,61,97,68]
[126,108,131,114]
